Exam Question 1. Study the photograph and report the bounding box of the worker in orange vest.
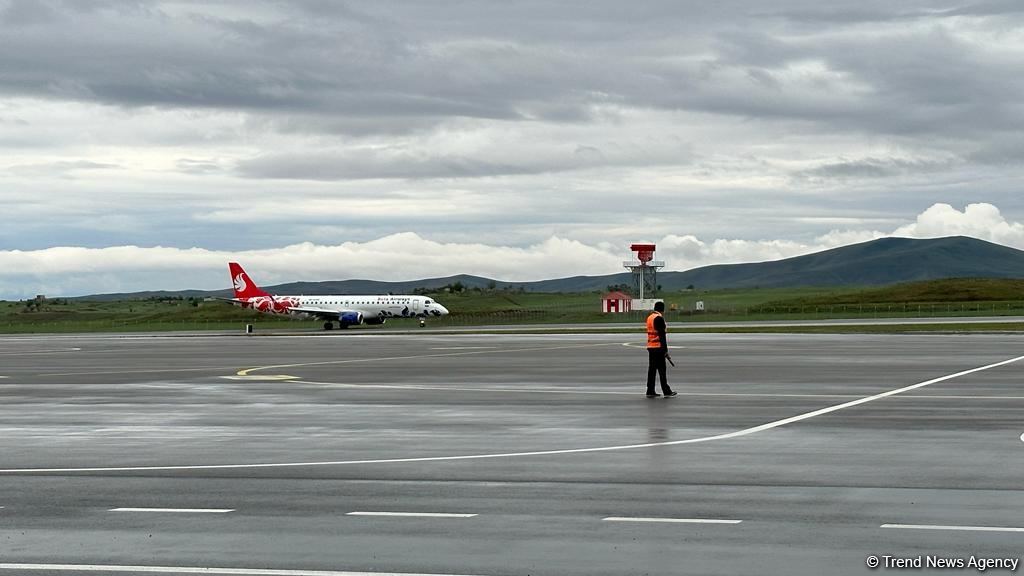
[646,301,677,398]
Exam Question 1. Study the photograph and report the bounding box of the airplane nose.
[437,304,449,315]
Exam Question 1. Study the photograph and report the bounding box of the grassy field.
[2,278,1023,334]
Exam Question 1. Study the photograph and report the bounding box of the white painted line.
[0,564,484,575]
[42,342,603,377]
[1020,432,1024,443]
[622,342,684,349]
[2,353,1021,474]
[347,512,478,518]
[297,380,1024,401]
[0,347,81,355]
[235,342,615,376]
[603,517,741,524]
[42,366,254,377]
[881,524,1024,533]
[109,508,234,514]
[297,380,862,398]
[430,346,497,350]
[220,375,297,381]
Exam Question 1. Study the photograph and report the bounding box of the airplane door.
[411,299,422,315]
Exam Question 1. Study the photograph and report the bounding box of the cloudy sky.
[2,0,1023,298]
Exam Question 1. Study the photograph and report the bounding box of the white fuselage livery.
[236,293,449,328]
[227,262,450,329]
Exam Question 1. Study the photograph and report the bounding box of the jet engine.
[338,311,364,326]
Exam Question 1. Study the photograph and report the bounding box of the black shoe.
[663,391,678,398]
[646,393,660,398]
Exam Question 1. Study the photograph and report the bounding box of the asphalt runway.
[0,331,1022,576]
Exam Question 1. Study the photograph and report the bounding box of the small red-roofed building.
[602,291,633,313]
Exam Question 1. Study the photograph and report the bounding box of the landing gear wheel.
[323,321,334,330]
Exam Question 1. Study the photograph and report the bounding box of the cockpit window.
[425,300,432,305]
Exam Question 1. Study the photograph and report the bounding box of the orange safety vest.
[646,311,663,348]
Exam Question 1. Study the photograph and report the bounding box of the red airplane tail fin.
[228,262,271,299]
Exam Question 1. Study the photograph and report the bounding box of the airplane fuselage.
[237,294,442,320]
[226,262,449,329]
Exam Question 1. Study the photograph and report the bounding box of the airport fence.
[428,299,1024,327]
[3,300,1024,333]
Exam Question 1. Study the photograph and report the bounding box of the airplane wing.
[287,306,353,320]
[213,297,245,305]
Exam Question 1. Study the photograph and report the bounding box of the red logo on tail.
[228,263,270,299]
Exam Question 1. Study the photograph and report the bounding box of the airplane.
[225,262,449,330]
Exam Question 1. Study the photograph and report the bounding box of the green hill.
[755,278,1024,308]
[77,236,1024,300]
[655,236,1024,290]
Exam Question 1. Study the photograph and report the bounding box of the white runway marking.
[0,347,81,355]
[43,365,253,377]
[220,375,298,381]
[881,524,1024,533]
[1020,432,1024,443]
[347,512,477,518]
[296,380,1024,401]
[622,342,684,349]
[235,342,615,376]
[603,517,741,524]
[40,343,612,377]
[430,346,497,350]
[2,354,1021,474]
[109,507,234,513]
[0,564,484,576]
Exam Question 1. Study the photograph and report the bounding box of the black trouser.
[647,348,672,395]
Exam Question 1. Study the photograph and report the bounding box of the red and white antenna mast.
[624,243,665,302]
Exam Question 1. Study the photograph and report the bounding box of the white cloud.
[3,203,1022,299]
[893,202,1024,247]
[0,234,624,298]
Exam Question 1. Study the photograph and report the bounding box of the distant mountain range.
[82,236,1024,300]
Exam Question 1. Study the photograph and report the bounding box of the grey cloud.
[793,157,960,181]
[237,151,582,180]
[967,134,1024,166]
[2,0,1021,144]
[234,136,692,180]
[5,159,120,177]
[175,159,223,175]
[756,2,949,24]
[943,0,1024,17]
[1,0,59,25]
[2,0,1023,261]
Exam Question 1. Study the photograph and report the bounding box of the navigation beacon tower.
[624,243,664,304]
